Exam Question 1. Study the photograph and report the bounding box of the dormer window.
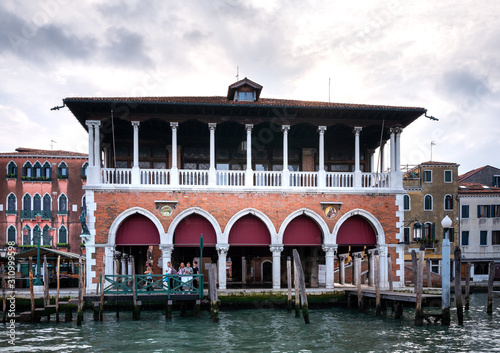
[227,77,263,102]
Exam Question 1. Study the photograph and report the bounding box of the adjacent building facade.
[0,148,88,253]
[403,162,460,274]
[62,77,427,292]
[458,166,500,281]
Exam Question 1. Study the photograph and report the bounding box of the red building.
[62,77,427,292]
[0,147,88,253]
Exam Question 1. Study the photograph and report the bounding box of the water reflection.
[1,293,498,353]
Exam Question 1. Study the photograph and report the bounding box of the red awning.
[336,215,377,246]
[283,215,322,246]
[174,214,216,247]
[116,214,160,245]
[228,215,271,246]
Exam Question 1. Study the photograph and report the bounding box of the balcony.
[20,210,52,220]
[95,167,394,192]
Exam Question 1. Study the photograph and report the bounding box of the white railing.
[179,169,209,186]
[96,168,396,190]
[216,170,245,186]
[101,168,132,184]
[326,172,353,188]
[141,169,170,185]
[255,171,282,187]
[361,172,390,188]
[289,171,317,187]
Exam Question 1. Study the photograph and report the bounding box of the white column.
[378,245,388,289]
[339,254,347,285]
[318,126,327,188]
[353,127,362,188]
[380,143,385,172]
[208,123,217,186]
[94,121,101,168]
[389,128,396,172]
[131,121,140,185]
[161,245,173,272]
[102,143,110,168]
[282,125,290,188]
[105,247,114,276]
[86,121,95,167]
[128,256,133,275]
[121,256,127,275]
[217,245,228,290]
[368,249,376,286]
[245,124,253,187]
[395,127,402,172]
[323,245,336,289]
[369,149,375,173]
[241,257,247,283]
[170,122,179,186]
[270,245,283,289]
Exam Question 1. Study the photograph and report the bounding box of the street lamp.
[441,214,452,325]
[413,221,422,241]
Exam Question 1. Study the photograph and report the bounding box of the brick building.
[0,147,88,253]
[61,77,427,292]
[402,161,460,274]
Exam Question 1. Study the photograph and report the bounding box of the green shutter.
[450,228,455,242]
[431,223,435,240]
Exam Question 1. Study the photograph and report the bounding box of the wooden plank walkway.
[344,287,441,306]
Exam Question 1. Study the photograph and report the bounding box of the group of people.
[144,260,200,291]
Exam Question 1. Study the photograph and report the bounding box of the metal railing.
[102,274,204,299]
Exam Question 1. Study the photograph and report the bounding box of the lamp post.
[413,221,422,242]
[441,214,452,325]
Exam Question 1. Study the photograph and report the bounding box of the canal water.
[2,293,499,352]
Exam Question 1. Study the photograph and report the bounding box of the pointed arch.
[6,160,17,177]
[6,193,16,212]
[22,193,32,211]
[278,208,330,245]
[7,225,16,243]
[167,207,222,245]
[224,208,276,245]
[58,193,68,214]
[33,193,42,211]
[332,208,385,245]
[43,193,52,211]
[58,225,68,244]
[108,207,166,246]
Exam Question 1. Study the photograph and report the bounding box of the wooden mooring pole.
[43,256,50,322]
[487,261,495,315]
[77,257,84,326]
[292,249,309,324]
[465,262,471,311]
[375,251,381,316]
[411,250,418,291]
[426,258,431,288]
[414,245,425,326]
[131,257,140,320]
[387,253,393,292]
[355,253,363,312]
[2,265,6,323]
[99,275,104,321]
[29,257,35,323]
[294,260,300,317]
[209,263,219,322]
[287,256,292,313]
[56,255,61,323]
[454,247,463,325]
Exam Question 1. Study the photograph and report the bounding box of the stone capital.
[245,124,254,132]
[318,126,327,133]
[281,125,290,132]
[170,122,179,129]
[208,123,217,131]
[270,245,284,253]
[216,244,229,256]
[322,244,337,255]
[353,126,362,135]
[131,121,140,129]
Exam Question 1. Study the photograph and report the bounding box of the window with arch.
[7,193,16,214]
[23,226,31,245]
[42,225,52,246]
[424,195,433,211]
[58,194,68,214]
[7,225,16,243]
[403,195,410,211]
[42,161,52,179]
[423,222,435,240]
[33,161,42,178]
[33,193,42,212]
[23,194,31,211]
[444,195,453,211]
[7,161,17,178]
[81,162,89,179]
[43,194,51,211]
[58,161,68,179]
[58,225,68,244]
[33,225,41,245]
[23,161,33,178]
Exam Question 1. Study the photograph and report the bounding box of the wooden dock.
[344,287,441,305]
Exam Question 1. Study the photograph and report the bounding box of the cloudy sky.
[1,0,498,174]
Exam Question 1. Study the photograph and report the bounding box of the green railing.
[102,274,204,299]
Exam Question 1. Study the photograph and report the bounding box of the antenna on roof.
[236,66,239,81]
[50,140,57,150]
[430,141,436,161]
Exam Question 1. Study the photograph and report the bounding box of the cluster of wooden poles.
[286,249,310,324]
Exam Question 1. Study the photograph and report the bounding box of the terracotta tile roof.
[458,182,500,194]
[64,96,425,111]
[0,147,88,157]
[458,165,489,182]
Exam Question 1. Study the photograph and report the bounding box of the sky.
[0,0,499,174]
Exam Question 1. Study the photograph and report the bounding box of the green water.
[2,293,499,352]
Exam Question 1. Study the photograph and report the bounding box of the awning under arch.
[116,214,160,245]
[336,215,377,246]
[283,215,322,246]
[228,215,271,246]
[174,214,217,247]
